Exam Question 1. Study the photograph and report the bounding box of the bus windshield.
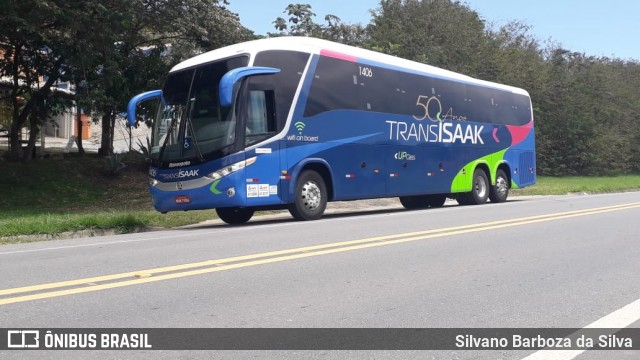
[151,56,249,163]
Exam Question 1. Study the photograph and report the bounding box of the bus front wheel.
[216,207,254,225]
[289,170,328,221]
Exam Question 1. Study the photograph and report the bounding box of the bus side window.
[513,94,532,126]
[245,90,276,145]
[466,85,495,124]
[492,91,516,125]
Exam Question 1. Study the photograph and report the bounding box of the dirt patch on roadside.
[326,198,402,212]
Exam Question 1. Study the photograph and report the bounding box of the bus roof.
[171,37,529,96]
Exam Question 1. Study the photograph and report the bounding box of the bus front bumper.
[149,174,246,213]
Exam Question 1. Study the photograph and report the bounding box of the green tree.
[71,0,253,156]
[272,4,323,37]
[581,57,640,174]
[0,0,71,160]
[0,0,253,160]
[321,14,369,46]
[270,3,368,46]
[532,46,640,175]
[368,0,492,78]
[487,21,548,91]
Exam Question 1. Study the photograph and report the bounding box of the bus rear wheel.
[457,168,489,205]
[216,207,254,225]
[489,169,510,203]
[400,194,447,209]
[289,170,328,221]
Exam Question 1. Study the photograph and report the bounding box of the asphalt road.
[1,192,640,359]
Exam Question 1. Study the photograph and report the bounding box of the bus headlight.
[207,157,256,180]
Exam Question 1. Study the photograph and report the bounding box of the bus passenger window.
[245,90,276,145]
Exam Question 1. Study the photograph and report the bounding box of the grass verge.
[511,175,640,196]
[0,154,219,241]
[0,210,216,243]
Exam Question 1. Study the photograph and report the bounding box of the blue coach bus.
[127,37,535,224]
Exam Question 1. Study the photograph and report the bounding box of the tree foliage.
[0,0,253,159]
[2,0,639,176]
[369,0,493,78]
[0,0,72,160]
[275,1,640,176]
[270,3,368,46]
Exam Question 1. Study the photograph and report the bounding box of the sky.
[227,0,640,61]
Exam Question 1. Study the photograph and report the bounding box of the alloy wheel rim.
[496,176,508,198]
[301,181,321,210]
[476,176,487,198]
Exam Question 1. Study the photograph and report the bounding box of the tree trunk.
[128,125,133,152]
[109,112,116,154]
[21,114,39,162]
[8,47,23,161]
[8,122,23,160]
[75,109,85,156]
[98,112,112,156]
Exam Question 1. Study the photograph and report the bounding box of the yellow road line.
[1,202,639,305]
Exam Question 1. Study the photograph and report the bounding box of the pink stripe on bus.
[506,119,533,146]
[320,49,357,62]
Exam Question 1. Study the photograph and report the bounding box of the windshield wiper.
[185,115,204,162]
[183,97,204,162]
[158,111,177,164]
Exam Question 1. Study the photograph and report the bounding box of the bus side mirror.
[127,90,163,126]
[219,67,280,107]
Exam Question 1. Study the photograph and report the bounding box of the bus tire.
[489,169,510,203]
[426,194,447,208]
[456,193,473,206]
[399,196,423,209]
[216,207,254,225]
[470,168,490,204]
[400,194,447,209]
[289,170,327,221]
[457,168,489,205]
